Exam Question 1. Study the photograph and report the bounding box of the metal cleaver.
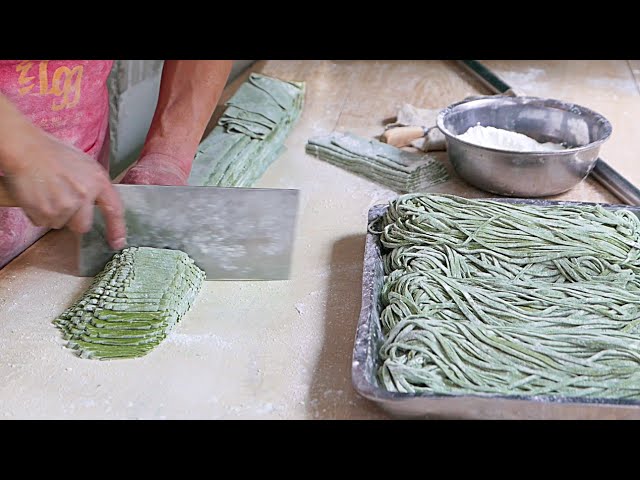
[0,182,299,280]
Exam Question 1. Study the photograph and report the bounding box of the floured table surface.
[1,60,638,419]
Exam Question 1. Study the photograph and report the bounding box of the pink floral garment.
[0,60,114,268]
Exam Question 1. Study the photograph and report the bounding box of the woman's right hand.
[0,94,126,250]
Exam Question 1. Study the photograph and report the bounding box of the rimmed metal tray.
[351,197,640,419]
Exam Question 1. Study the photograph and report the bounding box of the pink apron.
[0,60,114,268]
[0,60,113,167]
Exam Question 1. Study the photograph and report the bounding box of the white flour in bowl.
[457,125,567,152]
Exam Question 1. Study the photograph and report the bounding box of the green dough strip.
[305,132,449,193]
[54,247,205,360]
[375,193,640,400]
[188,73,305,187]
[380,318,640,398]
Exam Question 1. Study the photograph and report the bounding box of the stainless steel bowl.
[436,96,613,197]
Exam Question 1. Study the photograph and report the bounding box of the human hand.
[119,153,190,186]
[1,131,126,250]
[119,60,231,188]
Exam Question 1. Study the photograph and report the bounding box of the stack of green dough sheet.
[373,194,640,400]
[188,73,305,187]
[305,132,449,192]
[55,247,205,360]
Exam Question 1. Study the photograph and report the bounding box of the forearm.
[0,94,41,174]
[140,60,233,174]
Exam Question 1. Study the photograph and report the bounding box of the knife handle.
[381,126,426,148]
[0,178,18,207]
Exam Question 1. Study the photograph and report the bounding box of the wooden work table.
[1,60,639,419]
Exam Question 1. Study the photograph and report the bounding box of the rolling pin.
[381,126,429,148]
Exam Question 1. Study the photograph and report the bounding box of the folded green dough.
[305,132,449,193]
[188,73,305,187]
[54,247,205,360]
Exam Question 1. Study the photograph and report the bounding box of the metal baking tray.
[352,198,640,419]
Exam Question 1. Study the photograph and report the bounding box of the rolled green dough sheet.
[305,132,449,193]
[188,73,305,187]
[54,247,205,360]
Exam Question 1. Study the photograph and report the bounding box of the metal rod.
[457,60,515,96]
[590,159,640,205]
[455,60,640,205]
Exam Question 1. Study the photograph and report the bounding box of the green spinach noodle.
[371,194,640,399]
[55,247,205,360]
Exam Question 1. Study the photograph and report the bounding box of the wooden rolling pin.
[381,125,429,148]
